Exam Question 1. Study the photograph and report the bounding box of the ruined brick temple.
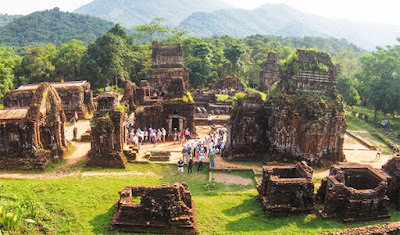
[382,157,400,209]
[257,161,314,216]
[317,163,391,222]
[135,77,195,135]
[0,83,67,170]
[110,183,199,234]
[86,92,127,168]
[17,81,94,120]
[259,52,281,92]
[146,43,190,95]
[227,49,346,166]
[209,74,246,91]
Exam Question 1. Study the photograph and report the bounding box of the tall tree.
[19,44,57,84]
[0,47,21,101]
[53,40,86,82]
[134,17,168,43]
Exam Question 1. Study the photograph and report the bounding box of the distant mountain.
[180,4,400,49]
[0,8,114,47]
[74,0,231,27]
[0,14,22,27]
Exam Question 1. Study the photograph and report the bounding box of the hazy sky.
[1,0,400,25]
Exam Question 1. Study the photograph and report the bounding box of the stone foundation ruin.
[0,83,67,170]
[317,162,391,223]
[257,161,314,216]
[209,74,246,91]
[110,183,199,234]
[382,157,400,210]
[17,81,94,120]
[86,92,127,168]
[227,49,346,166]
[146,43,190,94]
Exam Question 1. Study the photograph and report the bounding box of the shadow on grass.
[89,204,119,234]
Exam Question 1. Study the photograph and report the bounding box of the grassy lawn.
[352,106,400,135]
[1,162,399,234]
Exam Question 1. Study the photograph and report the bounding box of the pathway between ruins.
[0,121,393,180]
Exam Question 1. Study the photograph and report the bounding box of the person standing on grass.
[177,158,184,176]
[188,157,193,175]
[209,150,216,169]
[198,152,205,171]
[376,145,382,160]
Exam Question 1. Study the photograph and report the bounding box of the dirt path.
[210,172,253,185]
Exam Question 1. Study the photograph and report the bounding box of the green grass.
[347,114,398,154]
[1,163,399,234]
[0,104,3,109]
[352,106,400,134]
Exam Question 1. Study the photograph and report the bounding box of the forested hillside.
[180,4,400,49]
[0,8,114,47]
[74,0,231,27]
[0,14,22,27]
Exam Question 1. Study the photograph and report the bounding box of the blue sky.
[1,0,400,25]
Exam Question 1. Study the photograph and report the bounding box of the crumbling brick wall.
[327,222,400,235]
[257,161,314,216]
[146,43,190,93]
[16,81,94,120]
[259,52,281,92]
[227,49,346,166]
[0,83,67,170]
[382,157,400,210]
[135,77,195,136]
[86,92,127,169]
[317,162,391,223]
[121,80,138,113]
[209,75,246,91]
[110,183,199,234]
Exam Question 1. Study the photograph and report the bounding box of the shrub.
[234,92,245,100]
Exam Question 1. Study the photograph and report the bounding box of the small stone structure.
[257,161,314,216]
[135,77,195,135]
[382,157,400,209]
[227,49,346,166]
[146,43,190,94]
[16,81,94,120]
[317,162,391,223]
[110,183,199,234]
[259,52,281,92]
[209,75,246,91]
[328,222,400,235]
[86,92,127,168]
[121,80,138,113]
[0,83,67,170]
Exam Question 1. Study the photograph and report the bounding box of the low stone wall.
[328,222,400,235]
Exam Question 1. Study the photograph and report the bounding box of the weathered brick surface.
[110,183,199,234]
[328,222,400,235]
[317,162,391,223]
[0,83,67,170]
[382,157,400,210]
[86,92,127,169]
[227,49,346,166]
[209,75,246,91]
[257,161,314,216]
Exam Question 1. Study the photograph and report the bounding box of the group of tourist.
[177,129,226,176]
[126,122,168,149]
[173,128,192,145]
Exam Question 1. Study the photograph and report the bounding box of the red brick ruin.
[86,92,127,168]
[17,81,94,120]
[146,42,190,95]
[257,161,314,216]
[0,83,67,170]
[209,74,246,91]
[227,49,346,166]
[382,156,400,210]
[110,183,199,234]
[317,162,391,223]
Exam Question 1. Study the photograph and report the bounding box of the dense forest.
[0,8,114,47]
[0,14,22,27]
[0,19,399,120]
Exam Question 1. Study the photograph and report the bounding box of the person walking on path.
[177,158,184,176]
[376,145,382,160]
[198,153,205,171]
[188,157,193,175]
